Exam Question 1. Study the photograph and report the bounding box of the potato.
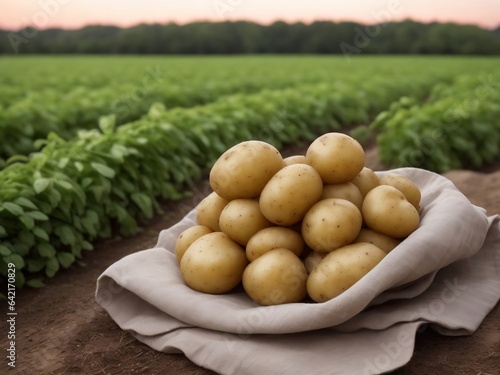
[307,242,386,302]
[196,192,230,232]
[362,185,420,239]
[175,225,213,262]
[242,249,308,305]
[209,140,285,200]
[305,132,365,184]
[352,228,401,254]
[302,198,362,252]
[246,226,304,262]
[303,251,327,274]
[259,164,323,226]
[180,232,248,294]
[321,182,363,211]
[283,155,307,166]
[351,167,380,198]
[379,174,421,209]
[219,199,272,246]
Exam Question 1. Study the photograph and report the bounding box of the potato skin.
[302,198,362,252]
[352,228,401,254]
[283,155,307,166]
[351,167,380,198]
[219,199,272,246]
[175,225,213,263]
[306,242,386,302]
[180,232,248,294]
[209,141,285,200]
[305,133,365,184]
[259,164,323,226]
[321,182,363,211]
[243,248,308,305]
[196,192,230,232]
[246,226,304,262]
[379,174,421,209]
[362,185,420,239]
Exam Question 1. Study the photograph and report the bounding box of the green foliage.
[371,74,500,172]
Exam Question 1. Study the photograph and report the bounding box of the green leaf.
[0,244,11,256]
[37,242,56,259]
[81,241,93,251]
[56,225,76,246]
[131,193,154,219]
[99,114,116,134]
[74,161,84,172]
[47,188,62,208]
[13,242,30,257]
[4,254,25,269]
[19,215,35,230]
[14,197,39,210]
[25,279,45,288]
[2,202,24,216]
[58,252,75,269]
[27,258,46,273]
[33,227,50,241]
[91,162,115,178]
[25,211,49,221]
[55,180,73,190]
[0,225,7,237]
[46,257,59,277]
[19,229,35,246]
[34,178,51,194]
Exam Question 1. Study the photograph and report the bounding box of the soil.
[3,140,499,375]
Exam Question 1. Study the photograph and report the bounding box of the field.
[1,56,499,374]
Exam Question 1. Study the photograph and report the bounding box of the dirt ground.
[4,140,499,375]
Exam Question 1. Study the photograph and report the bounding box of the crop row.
[0,72,438,288]
[0,73,333,164]
[371,74,500,172]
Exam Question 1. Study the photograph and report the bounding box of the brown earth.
[3,140,499,375]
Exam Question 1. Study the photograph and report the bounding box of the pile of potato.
[174,133,422,305]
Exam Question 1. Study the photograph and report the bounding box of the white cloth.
[96,168,500,375]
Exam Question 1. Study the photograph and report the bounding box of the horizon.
[1,17,499,33]
[1,0,499,31]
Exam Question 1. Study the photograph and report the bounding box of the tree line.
[1,20,500,55]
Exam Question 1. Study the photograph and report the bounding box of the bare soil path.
[4,140,499,375]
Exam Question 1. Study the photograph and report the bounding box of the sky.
[1,0,499,31]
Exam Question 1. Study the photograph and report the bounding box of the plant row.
[0,72,438,288]
[371,74,500,172]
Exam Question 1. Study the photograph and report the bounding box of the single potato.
[196,191,230,232]
[175,225,213,262]
[307,242,386,302]
[352,228,401,254]
[246,226,304,261]
[302,198,362,252]
[209,140,285,200]
[379,174,421,209]
[283,155,307,166]
[362,185,420,239]
[243,248,308,305]
[219,199,272,246]
[351,167,380,198]
[259,164,323,226]
[321,182,363,211]
[180,232,248,294]
[303,251,328,274]
[305,132,365,184]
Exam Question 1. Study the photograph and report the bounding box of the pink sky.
[1,0,499,30]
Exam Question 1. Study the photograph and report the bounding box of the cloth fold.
[96,168,500,375]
